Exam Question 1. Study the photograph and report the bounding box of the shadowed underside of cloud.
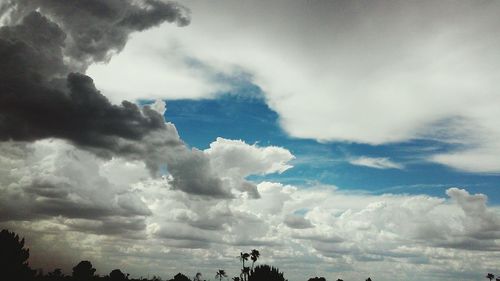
[2,0,189,71]
[3,168,500,281]
[0,1,252,198]
[284,214,314,229]
[0,1,186,148]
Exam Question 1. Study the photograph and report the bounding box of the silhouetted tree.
[248,265,286,281]
[72,260,96,281]
[487,274,495,281]
[170,273,191,281]
[0,229,35,281]
[239,253,250,268]
[47,268,64,280]
[152,275,163,281]
[240,267,250,281]
[110,269,126,281]
[496,278,500,281]
[336,279,343,281]
[216,270,227,281]
[232,277,240,281]
[239,252,250,281]
[366,278,372,281]
[250,250,260,270]
[194,272,203,281]
[308,277,326,281]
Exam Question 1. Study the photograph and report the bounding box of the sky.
[1,1,500,281]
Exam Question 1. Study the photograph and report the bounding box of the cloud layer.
[2,139,499,281]
[0,1,247,199]
[2,2,500,281]
[87,0,500,173]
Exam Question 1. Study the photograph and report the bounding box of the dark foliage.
[72,261,96,281]
[1,228,489,281]
[308,277,326,281]
[248,265,286,281]
[168,273,191,281]
[215,270,227,281]
[0,229,36,281]
[110,269,126,281]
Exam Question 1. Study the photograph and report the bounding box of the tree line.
[0,229,378,281]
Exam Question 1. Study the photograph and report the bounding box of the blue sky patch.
[151,92,500,204]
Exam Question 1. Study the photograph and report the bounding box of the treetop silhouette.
[0,229,35,281]
[72,260,96,281]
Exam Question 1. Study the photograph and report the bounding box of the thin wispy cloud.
[348,157,404,170]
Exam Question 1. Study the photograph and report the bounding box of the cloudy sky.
[1,0,500,280]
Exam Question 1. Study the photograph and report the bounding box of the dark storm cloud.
[0,10,175,152]
[0,2,234,201]
[4,0,190,70]
[0,0,189,152]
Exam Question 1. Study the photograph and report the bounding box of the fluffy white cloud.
[205,137,294,176]
[348,156,404,170]
[87,31,231,104]
[87,0,500,172]
[0,140,152,235]
[5,172,500,281]
[203,137,294,198]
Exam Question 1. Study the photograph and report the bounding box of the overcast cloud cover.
[1,1,500,281]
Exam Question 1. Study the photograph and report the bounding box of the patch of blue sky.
[142,83,500,204]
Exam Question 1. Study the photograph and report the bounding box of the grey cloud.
[166,148,233,198]
[156,223,220,249]
[284,214,314,229]
[0,140,151,237]
[291,234,343,244]
[0,12,174,154]
[5,0,190,71]
[183,210,234,231]
[64,216,148,237]
[427,188,500,250]
[434,238,500,252]
[229,239,282,247]
[0,8,233,198]
[239,181,260,199]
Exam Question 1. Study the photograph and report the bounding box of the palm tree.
[487,273,495,281]
[238,252,250,281]
[239,252,250,268]
[216,270,227,281]
[240,267,250,281]
[250,249,260,270]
